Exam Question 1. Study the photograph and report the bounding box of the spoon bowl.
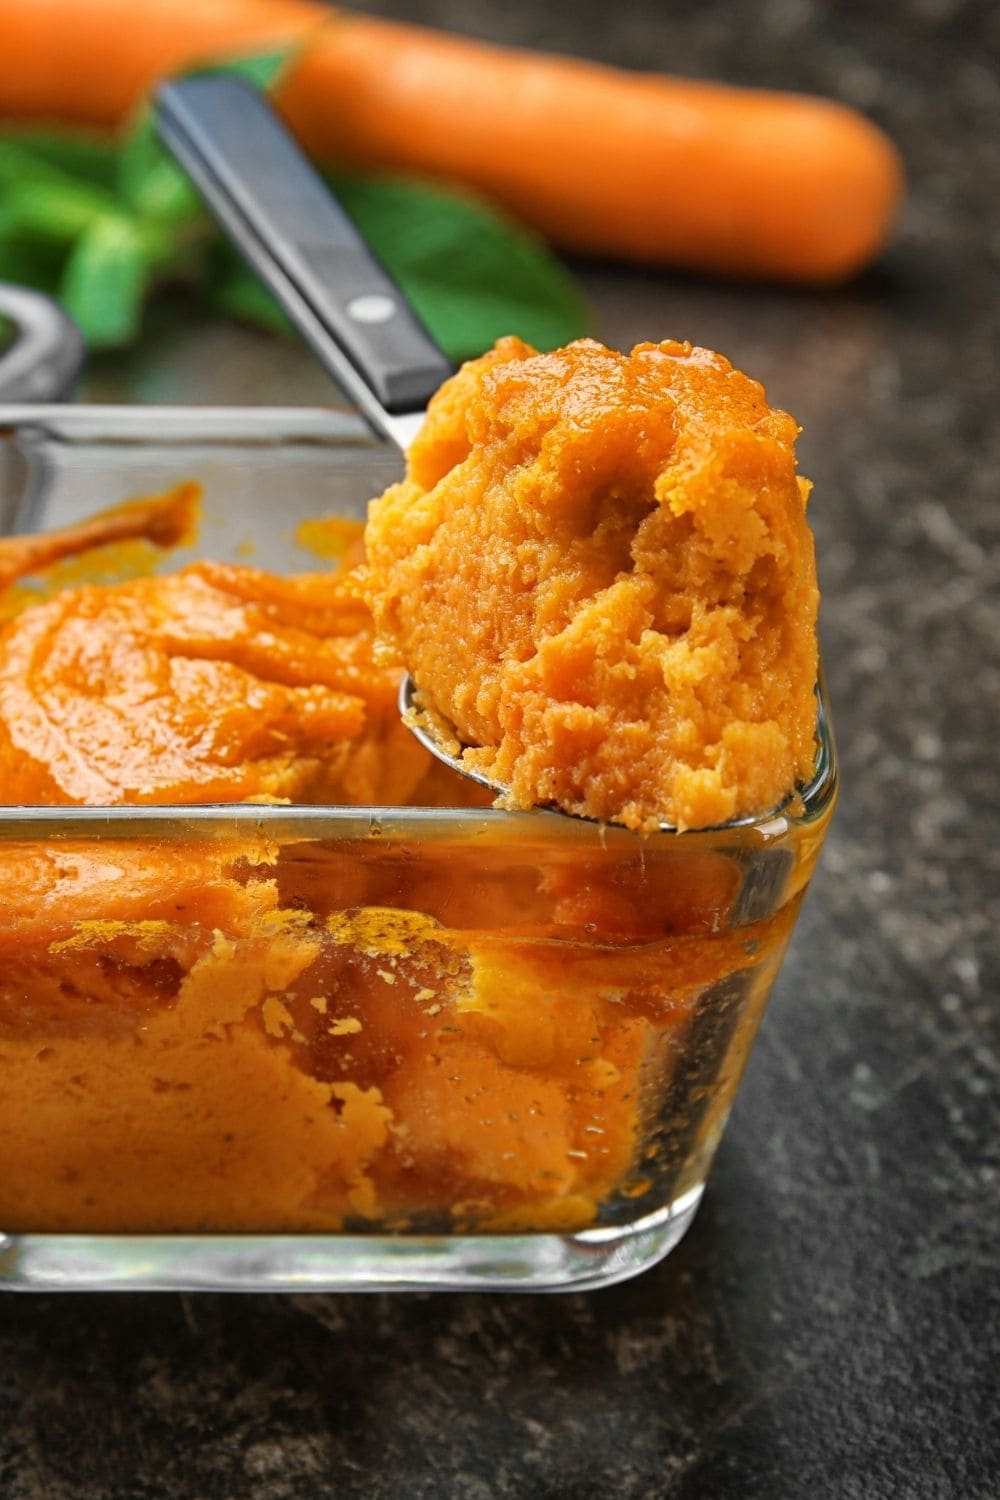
[398,672,507,795]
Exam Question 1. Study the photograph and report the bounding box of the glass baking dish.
[0,404,837,1292]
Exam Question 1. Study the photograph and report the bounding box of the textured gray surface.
[2,0,998,1495]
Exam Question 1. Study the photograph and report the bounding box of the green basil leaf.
[0,239,64,296]
[185,47,295,92]
[324,170,590,360]
[0,133,118,191]
[208,171,589,362]
[116,118,199,224]
[0,177,114,242]
[60,214,151,347]
[0,139,118,202]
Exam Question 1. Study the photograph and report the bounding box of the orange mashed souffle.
[364,337,820,831]
[0,486,429,808]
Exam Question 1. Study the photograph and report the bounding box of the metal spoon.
[397,673,507,794]
[155,75,451,451]
[156,74,486,788]
[154,78,832,830]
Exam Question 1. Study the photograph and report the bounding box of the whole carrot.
[279,13,904,283]
[0,0,903,282]
[0,0,320,126]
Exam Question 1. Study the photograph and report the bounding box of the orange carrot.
[0,0,320,127]
[279,14,904,283]
[0,0,904,282]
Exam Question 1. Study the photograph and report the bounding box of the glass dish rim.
[0,679,836,844]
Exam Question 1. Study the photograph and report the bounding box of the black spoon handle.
[155,75,452,443]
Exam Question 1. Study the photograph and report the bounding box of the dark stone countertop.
[1,2,997,1495]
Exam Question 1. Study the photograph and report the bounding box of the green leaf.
[117,126,200,225]
[185,47,295,93]
[0,139,117,199]
[323,170,590,360]
[0,237,65,296]
[60,214,151,347]
[0,130,118,190]
[0,177,114,242]
[207,170,589,361]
